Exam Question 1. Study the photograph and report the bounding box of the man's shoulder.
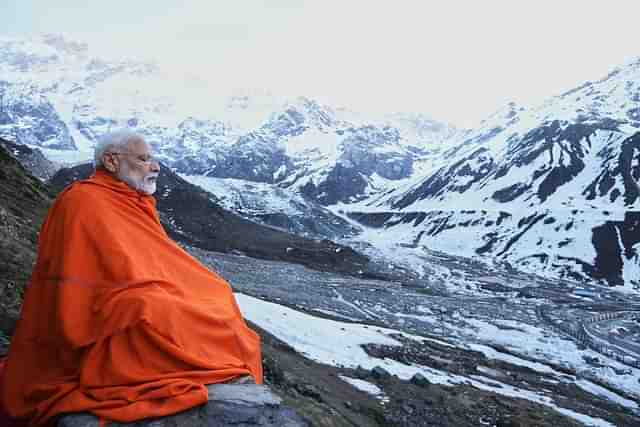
[55,180,106,211]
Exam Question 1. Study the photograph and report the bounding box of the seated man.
[1,130,262,425]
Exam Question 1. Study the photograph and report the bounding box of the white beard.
[139,179,157,195]
[117,164,158,195]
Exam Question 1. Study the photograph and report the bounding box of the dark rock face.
[592,211,640,286]
[584,132,640,205]
[0,81,76,150]
[0,140,53,335]
[299,162,368,205]
[0,138,59,180]
[496,121,618,203]
[392,147,494,209]
[346,212,397,229]
[222,136,291,183]
[49,164,371,276]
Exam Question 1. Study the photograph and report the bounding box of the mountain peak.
[40,33,88,58]
[480,101,526,125]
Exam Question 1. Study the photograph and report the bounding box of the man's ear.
[102,154,118,173]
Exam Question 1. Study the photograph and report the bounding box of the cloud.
[6,0,640,126]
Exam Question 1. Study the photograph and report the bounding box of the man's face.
[108,138,160,195]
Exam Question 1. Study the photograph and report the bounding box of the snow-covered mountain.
[343,59,640,291]
[180,174,362,240]
[3,34,640,291]
[0,34,460,205]
[0,81,75,150]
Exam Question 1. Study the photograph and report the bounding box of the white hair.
[94,130,145,168]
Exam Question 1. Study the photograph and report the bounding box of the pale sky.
[3,0,639,127]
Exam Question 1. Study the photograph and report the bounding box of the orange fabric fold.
[1,170,263,425]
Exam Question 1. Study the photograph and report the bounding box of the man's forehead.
[127,137,151,153]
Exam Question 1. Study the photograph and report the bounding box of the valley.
[188,244,640,426]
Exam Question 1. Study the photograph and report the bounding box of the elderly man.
[0,131,262,425]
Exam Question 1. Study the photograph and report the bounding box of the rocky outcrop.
[298,161,368,205]
[592,211,640,286]
[0,140,53,335]
[0,138,59,180]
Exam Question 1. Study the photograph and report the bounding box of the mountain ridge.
[3,33,640,290]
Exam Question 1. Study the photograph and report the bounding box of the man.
[0,130,262,425]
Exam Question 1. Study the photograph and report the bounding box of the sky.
[2,0,639,127]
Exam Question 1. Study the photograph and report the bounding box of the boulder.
[409,373,431,388]
[370,366,391,380]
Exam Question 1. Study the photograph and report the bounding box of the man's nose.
[150,161,160,172]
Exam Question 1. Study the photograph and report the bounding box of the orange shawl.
[1,170,262,425]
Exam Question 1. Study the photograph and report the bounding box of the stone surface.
[57,384,308,427]
[206,384,281,406]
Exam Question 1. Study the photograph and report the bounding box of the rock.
[401,402,415,414]
[0,139,59,181]
[0,308,19,342]
[293,383,322,401]
[354,365,369,379]
[57,384,309,427]
[370,366,391,380]
[409,372,431,387]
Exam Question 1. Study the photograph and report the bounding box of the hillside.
[337,59,640,291]
[0,137,53,336]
